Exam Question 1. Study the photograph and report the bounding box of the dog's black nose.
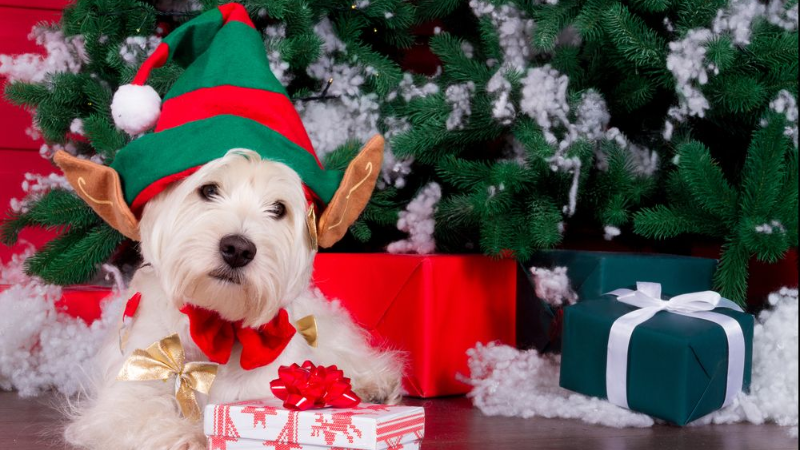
[219,234,257,268]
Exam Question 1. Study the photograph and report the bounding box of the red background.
[0,0,68,262]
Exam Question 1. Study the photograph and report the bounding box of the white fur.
[65,150,403,450]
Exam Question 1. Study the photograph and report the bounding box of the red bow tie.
[179,304,296,370]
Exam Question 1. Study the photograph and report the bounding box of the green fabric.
[560,297,754,425]
[111,115,341,205]
[165,21,286,100]
[162,8,224,68]
[526,250,718,300]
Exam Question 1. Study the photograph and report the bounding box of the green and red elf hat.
[55,3,383,248]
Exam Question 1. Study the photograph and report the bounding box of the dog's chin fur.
[64,150,404,450]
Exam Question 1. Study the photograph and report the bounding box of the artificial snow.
[9,172,71,214]
[603,225,621,241]
[0,251,126,397]
[118,36,161,66]
[530,266,577,307]
[387,182,442,254]
[0,27,85,84]
[769,90,799,148]
[466,287,799,434]
[520,65,570,143]
[755,220,787,234]
[445,82,476,130]
[487,69,516,125]
[470,1,537,70]
[466,342,655,427]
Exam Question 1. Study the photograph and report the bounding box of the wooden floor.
[1,391,796,450]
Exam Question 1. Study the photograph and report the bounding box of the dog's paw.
[171,434,207,450]
[354,372,403,405]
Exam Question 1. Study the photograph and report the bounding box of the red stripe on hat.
[131,166,318,216]
[131,166,202,215]
[219,3,255,27]
[155,85,321,166]
[132,43,169,86]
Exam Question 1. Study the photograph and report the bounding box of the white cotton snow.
[469,1,538,70]
[755,220,787,234]
[520,65,570,143]
[0,253,126,397]
[466,342,655,427]
[379,116,413,189]
[713,0,766,46]
[9,172,71,214]
[530,266,577,307]
[467,287,800,434]
[394,73,439,103]
[445,82,476,130]
[118,36,161,66]
[0,27,86,84]
[603,225,621,241]
[387,182,442,254]
[487,69,516,125]
[769,90,799,148]
[666,29,715,122]
[264,25,293,86]
[766,0,799,31]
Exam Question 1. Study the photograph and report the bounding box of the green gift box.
[559,285,754,425]
[527,250,718,299]
[518,250,718,352]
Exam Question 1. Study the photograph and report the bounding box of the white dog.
[64,149,403,450]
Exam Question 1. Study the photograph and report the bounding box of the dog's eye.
[269,201,286,219]
[199,184,219,200]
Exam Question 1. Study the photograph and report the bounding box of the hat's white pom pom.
[111,84,161,135]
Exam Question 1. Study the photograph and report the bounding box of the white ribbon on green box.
[605,282,746,410]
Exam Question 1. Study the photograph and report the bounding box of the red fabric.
[270,361,361,410]
[130,165,201,216]
[132,42,169,86]
[123,292,141,319]
[155,85,320,166]
[180,304,297,370]
[218,2,255,28]
[313,254,517,398]
[55,286,113,324]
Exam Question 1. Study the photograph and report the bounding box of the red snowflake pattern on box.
[311,411,364,445]
[204,398,424,450]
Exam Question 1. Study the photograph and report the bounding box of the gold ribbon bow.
[117,334,217,421]
[296,315,318,347]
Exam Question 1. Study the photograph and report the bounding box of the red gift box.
[313,253,517,398]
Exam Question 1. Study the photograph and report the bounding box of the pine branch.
[430,33,492,85]
[532,0,580,52]
[629,0,672,13]
[740,115,791,220]
[714,239,750,305]
[25,223,124,285]
[322,140,361,171]
[84,114,127,161]
[602,3,667,70]
[633,204,725,239]
[676,141,738,225]
[435,156,492,191]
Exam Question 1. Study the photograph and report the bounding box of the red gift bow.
[269,361,361,411]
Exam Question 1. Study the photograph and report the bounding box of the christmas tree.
[1,0,797,305]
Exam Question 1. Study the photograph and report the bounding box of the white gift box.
[204,397,425,450]
[207,436,422,450]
